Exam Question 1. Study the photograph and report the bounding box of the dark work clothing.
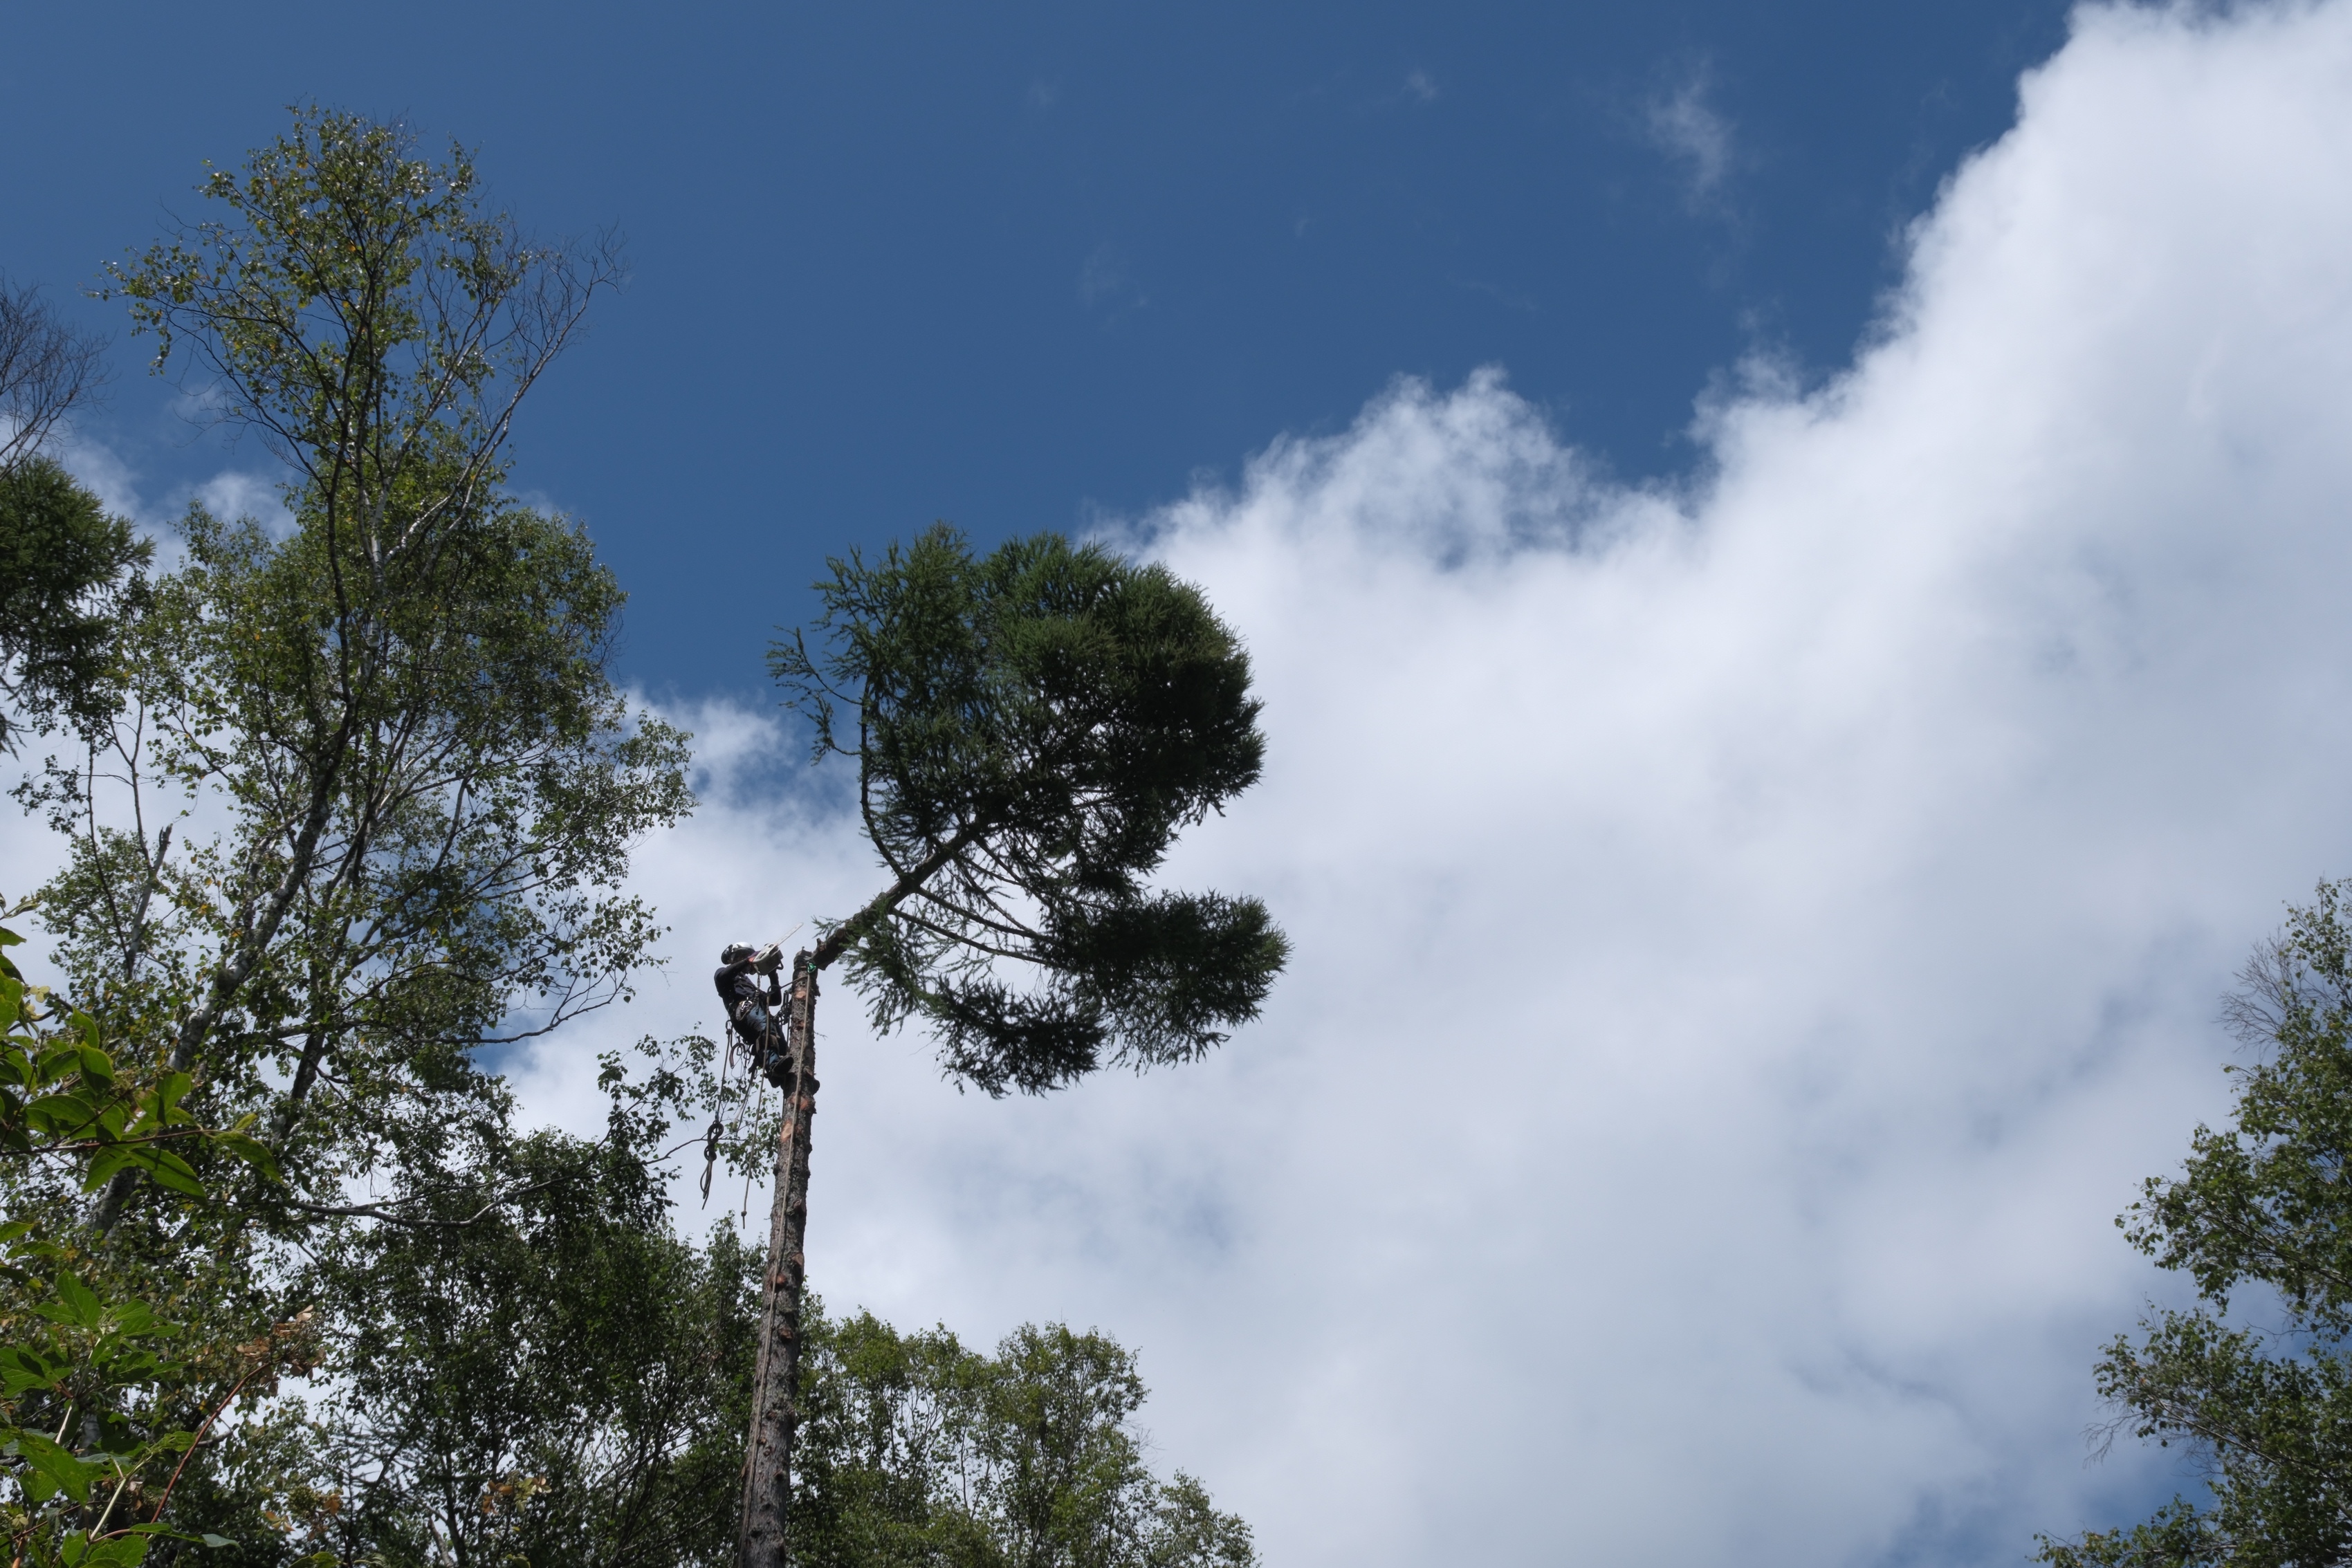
[713,958,762,1012]
[715,959,781,1045]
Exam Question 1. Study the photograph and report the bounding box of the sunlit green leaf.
[211,1132,279,1182]
[121,1145,206,1199]
[12,1430,96,1503]
[82,1144,134,1192]
[50,1271,103,1327]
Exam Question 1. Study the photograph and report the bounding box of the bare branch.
[275,1177,556,1230]
[0,273,108,472]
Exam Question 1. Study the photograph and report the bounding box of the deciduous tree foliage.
[2,107,701,1566]
[793,1304,1258,1568]
[163,1045,762,1568]
[0,905,306,1568]
[28,104,686,1230]
[2040,880,2352,1567]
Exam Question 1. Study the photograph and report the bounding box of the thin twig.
[276,1178,556,1230]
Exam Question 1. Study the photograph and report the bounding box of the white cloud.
[192,470,294,536]
[1647,64,1736,207]
[45,440,293,550]
[6,3,2338,1560]
[499,2,2352,1562]
[50,432,147,524]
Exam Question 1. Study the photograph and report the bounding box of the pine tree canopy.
[770,524,1289,1095]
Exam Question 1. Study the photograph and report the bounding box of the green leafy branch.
[0,923,275,1201]
[0,1271,311,1567]
[0,1271,239,1568]
[0,906,295,1567]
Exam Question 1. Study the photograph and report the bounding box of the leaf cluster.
[1,920,259,1199]
[25,481,690,1244]
[104,105,616,544]
[163,1044,758,1568]
[25,104,684,1239]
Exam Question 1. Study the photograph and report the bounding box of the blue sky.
[24,4,2352,1566]
[7,0,2064,696]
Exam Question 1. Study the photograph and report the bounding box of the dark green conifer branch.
[772,524,1289,1096]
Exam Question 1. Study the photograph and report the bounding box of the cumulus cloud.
[6,1,2333,1558]
[202,2,2352,1563]
[44,440,292,553]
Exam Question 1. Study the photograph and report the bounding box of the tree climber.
[715,941,788,1085]
[701,940,789,1203]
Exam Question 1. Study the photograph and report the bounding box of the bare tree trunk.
[739,952,818,1568]
[737,833,986,1565]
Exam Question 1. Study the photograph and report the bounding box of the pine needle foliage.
[771,525,1287,1095]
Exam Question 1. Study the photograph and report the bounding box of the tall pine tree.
[737,526,1287,1565]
